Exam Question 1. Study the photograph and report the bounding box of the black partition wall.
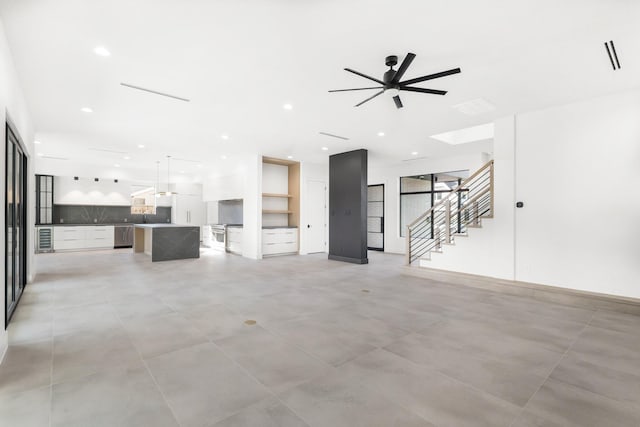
[5,122,28,327]
[329,149,368,264]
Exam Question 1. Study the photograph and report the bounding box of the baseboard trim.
[328,254,369,264]
[402,266,640,315]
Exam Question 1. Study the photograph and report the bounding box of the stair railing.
[405,160,494,265]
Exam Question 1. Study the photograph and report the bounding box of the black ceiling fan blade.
[344,68,385,85]
[392,53,416,83]
[393,95,403,109]
[328,87,383,93]
[401,87,447,95]
[400,67,461,86]
[355,89,385,107]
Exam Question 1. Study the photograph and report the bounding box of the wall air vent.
[402,156,429,162]
[319,132,350,141]
[120,82,190,102]
[604,40,621,70]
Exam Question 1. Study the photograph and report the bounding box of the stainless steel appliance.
[114,225,134,248]
[210,224,226,251]
[35,226,54,253]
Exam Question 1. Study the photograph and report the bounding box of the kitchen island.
[133,224,200,262]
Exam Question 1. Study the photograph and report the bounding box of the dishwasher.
[114,225,134,248]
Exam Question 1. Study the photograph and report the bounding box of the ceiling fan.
[329,53,461,109]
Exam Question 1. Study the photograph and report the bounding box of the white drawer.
[262,229,298,244]
[54,239,86,250]
[54,227,86,241]
[86,226,114,240]
[262,241,298,256]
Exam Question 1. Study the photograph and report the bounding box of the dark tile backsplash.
[53,205,171,225]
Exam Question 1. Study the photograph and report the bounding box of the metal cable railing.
[406,160,494,264]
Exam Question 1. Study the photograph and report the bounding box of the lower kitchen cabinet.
[53,226,115,251]
[226,227,243,255]
[262,227,298,256]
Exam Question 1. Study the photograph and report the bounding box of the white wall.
[368,153,488,254]
[514,90,640,298]
[0,19,36,358]
[428,89,640,299]
[54,176,132,205]
[426,118,515,280]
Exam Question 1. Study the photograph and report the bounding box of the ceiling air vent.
[40,155,69,160]
[604,40,621,70]
[319,132,350,141]
[451,98,496,116]
[120,83,190,102]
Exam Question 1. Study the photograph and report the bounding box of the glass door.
[5,124,27,326]
[367,184,384,251]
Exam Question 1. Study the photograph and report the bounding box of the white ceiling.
[1,0,639,182]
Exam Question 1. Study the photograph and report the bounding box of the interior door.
[306,180,326,253]
[367,184,384,251]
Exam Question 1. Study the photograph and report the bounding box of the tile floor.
[1,248,640,426]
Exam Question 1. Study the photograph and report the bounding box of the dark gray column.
[328,149,368,264]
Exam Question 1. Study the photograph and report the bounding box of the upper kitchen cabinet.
[261,157,300,228]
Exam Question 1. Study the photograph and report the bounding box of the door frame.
[367,183,385,251]
[5,119,28,328]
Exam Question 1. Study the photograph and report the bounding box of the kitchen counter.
[133,224,200,262]
[262,226,298,229]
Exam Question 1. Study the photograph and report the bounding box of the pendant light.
[155,155,178,196]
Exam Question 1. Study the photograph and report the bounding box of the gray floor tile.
[215,326,332,394]
[0,386,51,427]
[550,351,640,406]
[0,339,52,396]
[570,325,640,376]
[212,397,309,427]
[181,303,251,340]
[52,327,142,384]
[51,366,178,427]
[524,378,640,427]
[53,302,120,336]
[146,342,271,426]
[337,349,520,426]
[280,369,435,427]
[590,309,640,336]
[123,312,208,358]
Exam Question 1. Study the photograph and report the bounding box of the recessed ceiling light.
[124,156,130,160]
[411,151,418,155]
[137,144,145,148]
[197,164,203,168]
[34,140,41,144]
[37,152,43,156]
[377,132,385,137]
[180,170,185,174]
[114,164,120,168]
[81,107,93,113]
[321,147,328,151]
[287,155,293,159]
[283,103,293,110]
[221,155,227,160]
[221,134,229,140]
[93,46,111,57]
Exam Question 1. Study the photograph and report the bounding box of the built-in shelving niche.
[261,156,300,229]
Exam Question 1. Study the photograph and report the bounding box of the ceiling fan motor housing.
[385,55,398,67]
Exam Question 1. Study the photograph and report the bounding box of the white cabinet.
[226,227,243,254]
[53,226,114,251]
[262,228,298,256]
[172,184,205,240]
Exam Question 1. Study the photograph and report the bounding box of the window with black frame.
[399,170,469,237]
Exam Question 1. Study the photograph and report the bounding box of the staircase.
[406,160,494,265]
